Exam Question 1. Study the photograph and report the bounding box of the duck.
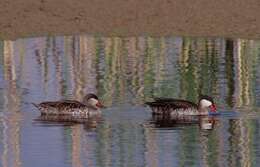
[32,93,104,117]
[145,95,217,116]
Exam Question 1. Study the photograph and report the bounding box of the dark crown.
[84,93,99,100]
[199,95,214,103]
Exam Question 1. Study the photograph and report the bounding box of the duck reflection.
[34,114,103,130]
[33,114,104,167]
[150,115,218,130]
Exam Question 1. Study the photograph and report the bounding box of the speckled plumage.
[33,94,102,117]
[33,100,100,117]
[146,96,215,116]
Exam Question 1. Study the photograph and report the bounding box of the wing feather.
[39,100,86,109]
[146,97,197,109]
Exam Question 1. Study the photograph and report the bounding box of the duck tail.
[145,101,159,107]
[31,103,39,108]
[144,101,152,106]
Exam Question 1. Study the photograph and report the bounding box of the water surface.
[0,36,260,167]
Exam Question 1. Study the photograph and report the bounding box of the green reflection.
[0,36,260,167]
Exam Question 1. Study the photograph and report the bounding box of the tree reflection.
[0,36,260,167]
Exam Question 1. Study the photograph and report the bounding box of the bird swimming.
[32,93,104,117]
[145,95,217,116]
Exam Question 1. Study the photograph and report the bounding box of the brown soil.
[1,0,260,40]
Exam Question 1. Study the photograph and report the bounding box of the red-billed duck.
[145,95,217,116]
[33,93,104,117]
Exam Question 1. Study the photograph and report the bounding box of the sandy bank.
[0,0,260,40]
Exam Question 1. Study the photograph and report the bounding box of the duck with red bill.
[146,95,219,116]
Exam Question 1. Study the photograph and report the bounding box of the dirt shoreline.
[1,0,260,40]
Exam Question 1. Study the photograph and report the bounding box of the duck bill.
[96,101,105,108]
[210,104,217,112]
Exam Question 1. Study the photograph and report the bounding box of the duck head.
[83,93,104,109]
[198,95,217,113]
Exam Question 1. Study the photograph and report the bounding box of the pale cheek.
[89,99,98,107]
[200,100,212,108]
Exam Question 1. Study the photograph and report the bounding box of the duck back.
[33,100,100,116]
[146,98,199,116]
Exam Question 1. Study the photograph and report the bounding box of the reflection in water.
[145,115,219,167]
[71,124,82,167]
[1,41,22,167]
[0,36,260,166]
[34,115,102,130]
[149,115,217,130]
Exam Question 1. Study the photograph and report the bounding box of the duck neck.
[198,104,208,114]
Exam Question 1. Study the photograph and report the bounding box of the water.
[0,36,260,167]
